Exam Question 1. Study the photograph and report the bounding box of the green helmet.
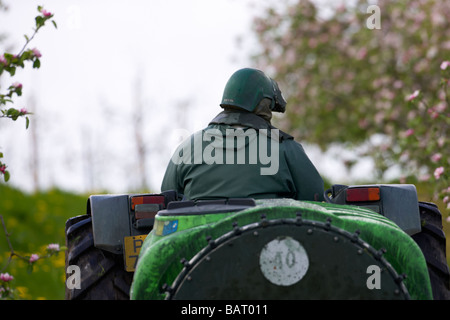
[220,68,287,113]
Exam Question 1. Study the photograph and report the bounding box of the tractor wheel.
[412,202,450,300]
[65,215,133,300]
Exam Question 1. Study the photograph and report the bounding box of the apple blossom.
[0,273,14,282]
[434,166,444,179]
[431,153,442,163]
[402,128,414,137]
[47,243,60,251]
[440,61,450,70]
[407,90,420,101]
[29,254,39,263]
[41,9,52,17]
[12,82,22,89]
[31,48,42,58]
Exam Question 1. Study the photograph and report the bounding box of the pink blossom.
[427,108,439,119]
[47,243,60,251]
[29,254,39,263]
[444,196,449,204]
[31,48,42,58]
[431,153,442,162]
[12,82,22,89]
[402,128,414,137]
[407,90,420,101]
[0,273,14,282]
[440,61,450,70]
[0,54,6,65]
[434,102,446,113]
[41,9,52,17]
[0,165,6,174]
[434,166,444,179]
[19,108,28,115]
[356,48,368,60]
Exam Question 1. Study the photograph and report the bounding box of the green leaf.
[27,262,34,274]
[35,15,45,28]
[33,59,41,69]
[7,66,16,76]
[26,116,30,129]
[52,20,57,29]
[4,171,10,182]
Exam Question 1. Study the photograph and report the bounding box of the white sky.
[0,0,375,194]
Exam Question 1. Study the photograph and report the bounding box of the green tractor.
[65,184,450,300]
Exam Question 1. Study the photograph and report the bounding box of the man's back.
[161,112,324,201]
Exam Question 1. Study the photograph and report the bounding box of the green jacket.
[161,110,324,201]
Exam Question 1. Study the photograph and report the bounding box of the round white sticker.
[259,237,309,286]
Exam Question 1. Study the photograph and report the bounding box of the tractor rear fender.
[326,184,421,235]
[86,191,179,255]
[87,194,132,255]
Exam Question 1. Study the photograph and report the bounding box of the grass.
[0,184,87,299]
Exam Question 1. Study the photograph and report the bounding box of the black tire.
[412,202,450,300]
[65,215,133,300]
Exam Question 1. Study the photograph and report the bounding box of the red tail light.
[346,187,380,202]
[131,195,165,210]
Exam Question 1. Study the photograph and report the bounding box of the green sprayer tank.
[65,184,450,300]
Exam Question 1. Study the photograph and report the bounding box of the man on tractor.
[161,68,324,201]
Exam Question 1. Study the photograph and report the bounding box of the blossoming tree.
[0,5,60,299]
[252,0,449,208]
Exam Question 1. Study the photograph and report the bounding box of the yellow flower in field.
[16,286,32,299]
[53,254,65,268]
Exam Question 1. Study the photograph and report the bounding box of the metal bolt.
[232,222,241,235]
[395,273,407,284]
[180,258,191,270]
[259,214,269,228]
[295,212,303,225]
[162,283,173,294]
[206,235,216,248]
[351,230,361,242]
[307,228,313,235]
[253,231,259,236]
[333,236,339,242]
[376,248,387,260]
[325,218,332,231]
